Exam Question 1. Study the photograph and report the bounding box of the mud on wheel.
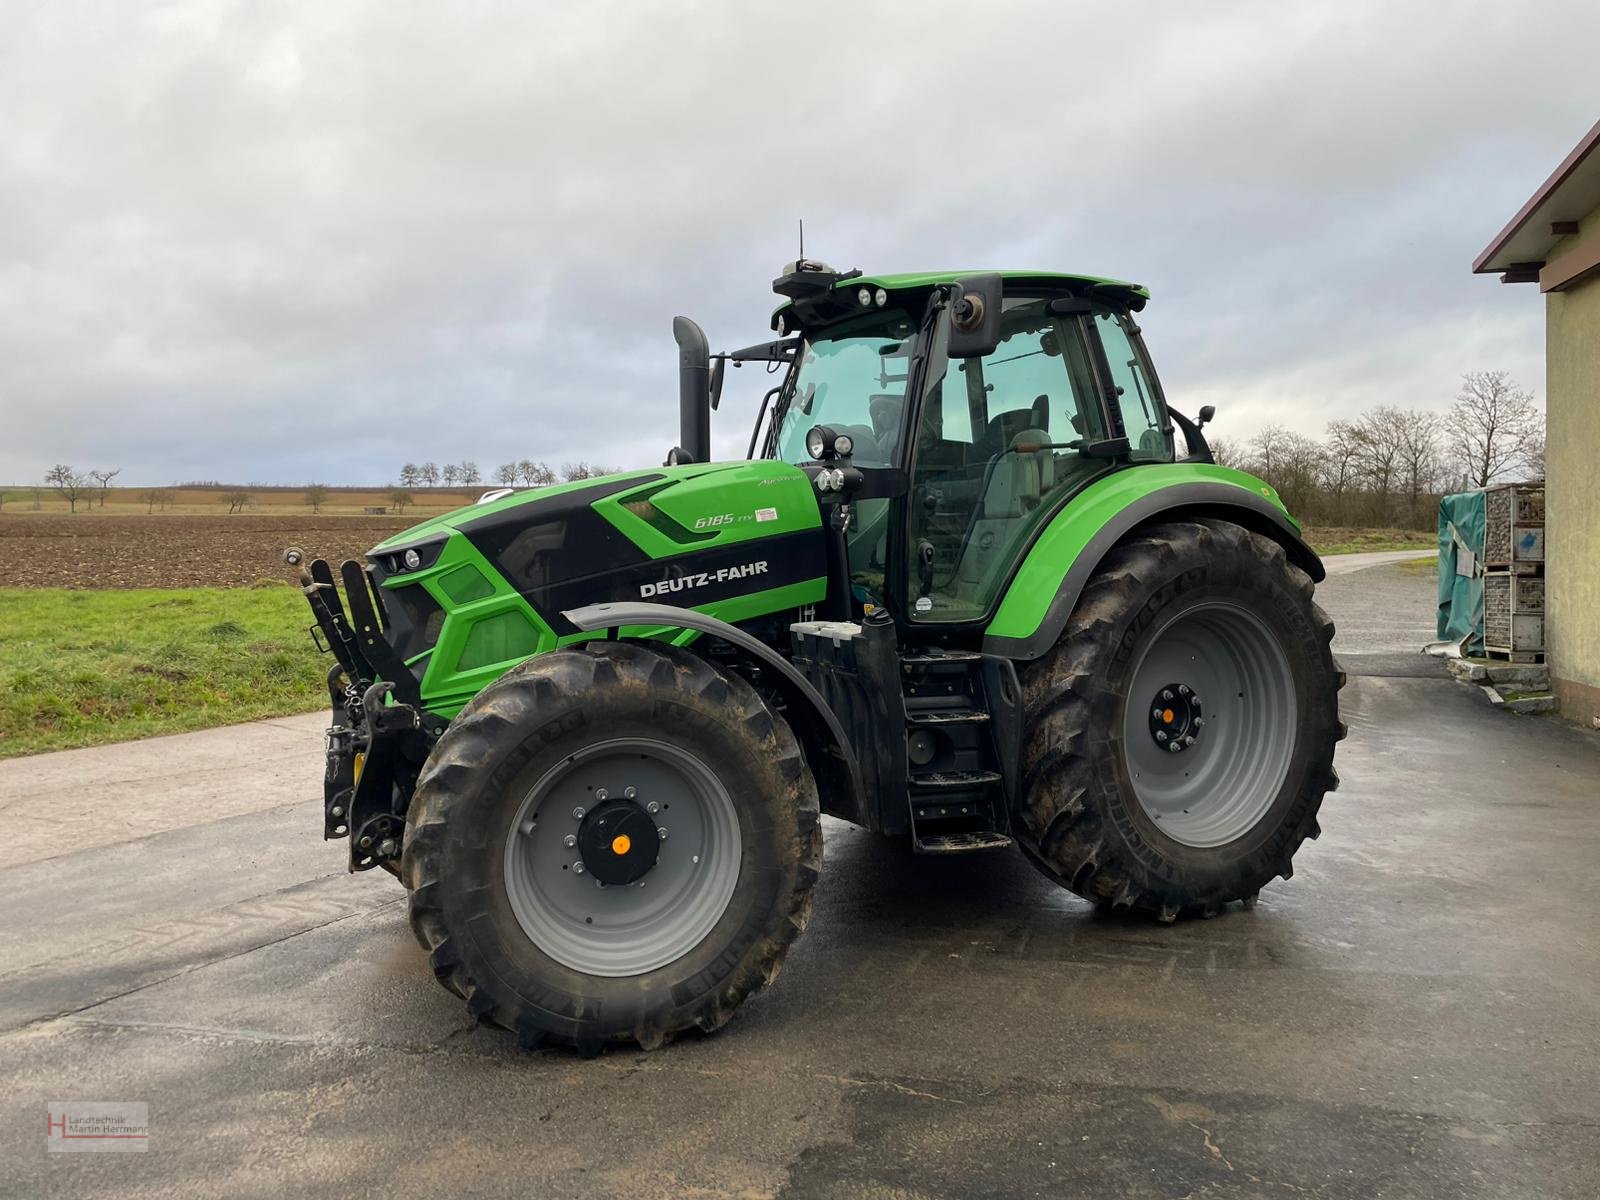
[1016,518,1345,920]
[402,640,821,1053]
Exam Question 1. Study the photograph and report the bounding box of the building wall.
[1544,206,1600,725]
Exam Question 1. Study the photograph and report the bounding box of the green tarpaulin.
[1437,490,1485,653]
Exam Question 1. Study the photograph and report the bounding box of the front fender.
[562,601,868,825]
[983,467,1324,661]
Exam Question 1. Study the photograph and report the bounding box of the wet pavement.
[3,554,1597,1199]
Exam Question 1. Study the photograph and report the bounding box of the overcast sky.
[1,1,1595,486]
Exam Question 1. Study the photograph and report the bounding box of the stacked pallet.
[1482,484,1545,663]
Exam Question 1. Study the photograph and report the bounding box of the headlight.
[833,433,853,457]
[806,426,827,459]
[403,549,422,570]
[874,288,888,307]
[857,287,873,307]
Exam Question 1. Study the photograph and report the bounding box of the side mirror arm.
[1167,406,1214,465]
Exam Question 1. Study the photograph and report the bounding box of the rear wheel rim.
[502,737,742,977]
[1122,602,1297,848]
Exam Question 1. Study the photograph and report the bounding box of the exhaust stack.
[672,316,710,464]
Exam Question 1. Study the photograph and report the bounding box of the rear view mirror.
[947,273,1003,359]
[709,357,726,411]
[1197,405,1215,427]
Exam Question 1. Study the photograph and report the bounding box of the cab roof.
[771,269,1150,328]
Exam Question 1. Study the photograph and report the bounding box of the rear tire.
[402,640,821,1052]
[1015,519,1344,920]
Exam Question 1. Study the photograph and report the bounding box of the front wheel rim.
[502,737,742,977]
[1122,602,1297,848]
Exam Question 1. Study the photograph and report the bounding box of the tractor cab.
[757,266,1182,628]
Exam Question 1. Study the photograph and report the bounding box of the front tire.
[1016,519,1344,920]
[402,640,821,1052]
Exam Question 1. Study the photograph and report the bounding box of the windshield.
[773,309,919,467]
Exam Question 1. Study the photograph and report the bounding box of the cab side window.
[1093,311,1171,462]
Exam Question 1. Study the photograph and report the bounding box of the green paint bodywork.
[986,463,1294,641]
[370,461,826,717]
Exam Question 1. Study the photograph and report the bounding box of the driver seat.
[951,428,1056,594]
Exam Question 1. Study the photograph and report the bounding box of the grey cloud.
[1,0,1592,484]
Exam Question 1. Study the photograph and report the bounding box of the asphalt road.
[4,552,1598,1199]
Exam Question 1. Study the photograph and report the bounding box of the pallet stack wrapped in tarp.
[1437,483,1546,661]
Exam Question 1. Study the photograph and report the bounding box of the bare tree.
[515,459,554,487]
[495,462,518,486]
[459,461,481,486]
[304,483,330,513]
[399,463,420,487]
[561,461,593,481]
[1450,371,1541,488]
[1395,409,1442,528]
[1207,436,1244,470]
[222,490,252,514]
[141,489,162,514]
[1246,425,1321,517]
[386,486,413,513]
[441,463,462,487]
[45,464,87,512]
[1321,420,1363,506]
[419,462,440,488]
[88,468,121,508]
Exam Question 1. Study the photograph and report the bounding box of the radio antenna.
[798,218,804,263]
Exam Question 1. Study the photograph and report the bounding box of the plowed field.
[0,515,418,589]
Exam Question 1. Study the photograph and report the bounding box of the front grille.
[378,578,445,664]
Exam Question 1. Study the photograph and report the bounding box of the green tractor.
[291,263,1343,1053]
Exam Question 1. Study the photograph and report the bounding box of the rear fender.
[983,480,1324,661]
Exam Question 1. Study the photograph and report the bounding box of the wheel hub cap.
[1147,683,1204,753]
[577,798,660,885]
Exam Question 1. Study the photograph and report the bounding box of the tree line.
[12,371,1541,528]
[1208,371,1544,529]
[397,460,624,489]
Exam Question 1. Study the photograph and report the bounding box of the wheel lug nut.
[1184,736,1195,746]
[646,800,660,814]
[330,805,344,818]
[1162,688,1174,700]
[1167,742,1183,754]
[1151,708,1163,719]
[658,827,669,841]
[594,789,608,802]
[563,834,577,848]
[1178,685,1190,696]
[1156,731,1168,742]
[572,806,586,820]
[1194,717,1205,728]
[572,862,586,875]
[624,786,637,799]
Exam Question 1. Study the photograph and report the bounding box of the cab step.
[907,708,991,726]
[914,831,1014,854]
[900,649,984,666]
[910,769,1003,790]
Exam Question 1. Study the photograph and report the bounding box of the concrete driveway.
[3,554,1598,1199]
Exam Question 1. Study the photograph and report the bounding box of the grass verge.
[0,586,326,759]
[1305,527,1435,556]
